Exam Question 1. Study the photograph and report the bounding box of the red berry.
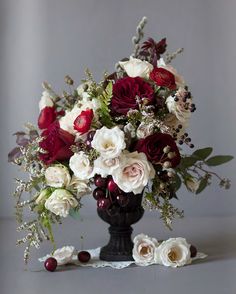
[94,175,108,188]
[116,194,129,207]
[44,257,57,272]
[190,245,197,258]
[93,188,105,200]
[107,179,118,193]
[78,251,91,263]
[97,198,111,210]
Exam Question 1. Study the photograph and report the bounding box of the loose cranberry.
[190,245,197,258]
[116,194,129,207]
[107,179,118,193]
[94,175,108,188]
[93,188,105,200]
[97,198,111,210]
[78,251,91,263]
[44,257,57,272]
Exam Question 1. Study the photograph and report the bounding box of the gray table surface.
[1,215,236,294]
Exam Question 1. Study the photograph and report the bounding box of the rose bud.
[38,107,57,129]
[74,109,94,134]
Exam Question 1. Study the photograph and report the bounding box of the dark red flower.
[150,67,176,90]
[111,77,154,115]
[74,109,94,134]
[39,122,75,164]
[134,133,181,167]
[38,107,57,129]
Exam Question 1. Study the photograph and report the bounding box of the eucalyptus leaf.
[173,174,182,191]
[205,155,234,166]
[196,178,208,194]
[180,156,198,168]
[192,147,213,160]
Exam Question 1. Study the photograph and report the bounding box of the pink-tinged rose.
[74,109,94,134]
[134,133,181,167]
[39,122,75,165]
[111,77,154,115]
[150,67,176,90]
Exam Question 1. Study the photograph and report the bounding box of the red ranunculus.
[134,133,181,167]
[38,107,57,129]
[111,77,154,115]
[150,67,176,90]
[39,121,75,164]
[74,109,94,134]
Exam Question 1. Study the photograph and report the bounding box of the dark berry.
[158,170,169,182]
[44,257,57,272]
[107,179,118,193]
[179,140,183,145]
[78,251,91,263]
[94,175,108,188]
[93,188,105,200]
[97,198,111,210]
[190,144,194,148]
[116,194,129,207]
[190,245,197,258]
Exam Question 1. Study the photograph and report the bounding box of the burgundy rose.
[150,67,176,90]
[134,133,181,167]
[38,107,57,129]
[39,121,75,164]
[111,77,154,115]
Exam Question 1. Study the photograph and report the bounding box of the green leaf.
[173,174,182,191]
[180,156,198,168]
[69,208,81,220]
[192,147,213,160]
[196,178,208,194]
[205,155,234,166]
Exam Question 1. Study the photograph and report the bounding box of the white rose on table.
[69,151,94,180]
[45,165,71,188]
[157,58,185,88]
[39,90,54,111]
[155,237,191,268]
[112,151,155,194]
[132,234,159,266]
[185,177,200,193]
[38,246,76,265]
[91,126,126,159]
[93,156,120,177]
[119,56,153,79]
[45,189,78,217]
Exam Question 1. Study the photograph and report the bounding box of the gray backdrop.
[0,0,235,218]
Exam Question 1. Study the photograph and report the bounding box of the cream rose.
[155,237,191,267]
[68,175,91,196]
[93,156,120,177]
[119,56,153,79]
[45,189,78,217]
[91,126,126,159]
[45,165,71,188]
[185,177,200,193]
[39,91,54,111]
[69,151,94,180]
[166,94,191,123]
[132,234,159,266]
[112,151,155,194]
[157,58,185,88]
[136,122,155,139]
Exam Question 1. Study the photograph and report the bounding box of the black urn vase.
[97,192,144,261]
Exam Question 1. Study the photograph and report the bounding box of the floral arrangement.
[9,17,233,264]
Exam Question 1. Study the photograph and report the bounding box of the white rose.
[68,175,91,196]
[93,156,120,177]
[45,165,71,188]
[69,151,94,180]
[59,97,100,135]
[185,177,200,193]
[112,151,155,194]
[136,122,155,139]
[119,56,153,79]
[45,189,78,217]
[39,91,54,111]
[52,246,75,265]
[132,234,159,266]
[155,237,191,267]
[91,126,126,159]
[157,58,185,88]
[166,95,191,123]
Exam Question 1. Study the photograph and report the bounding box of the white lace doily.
[39,247,207,269]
